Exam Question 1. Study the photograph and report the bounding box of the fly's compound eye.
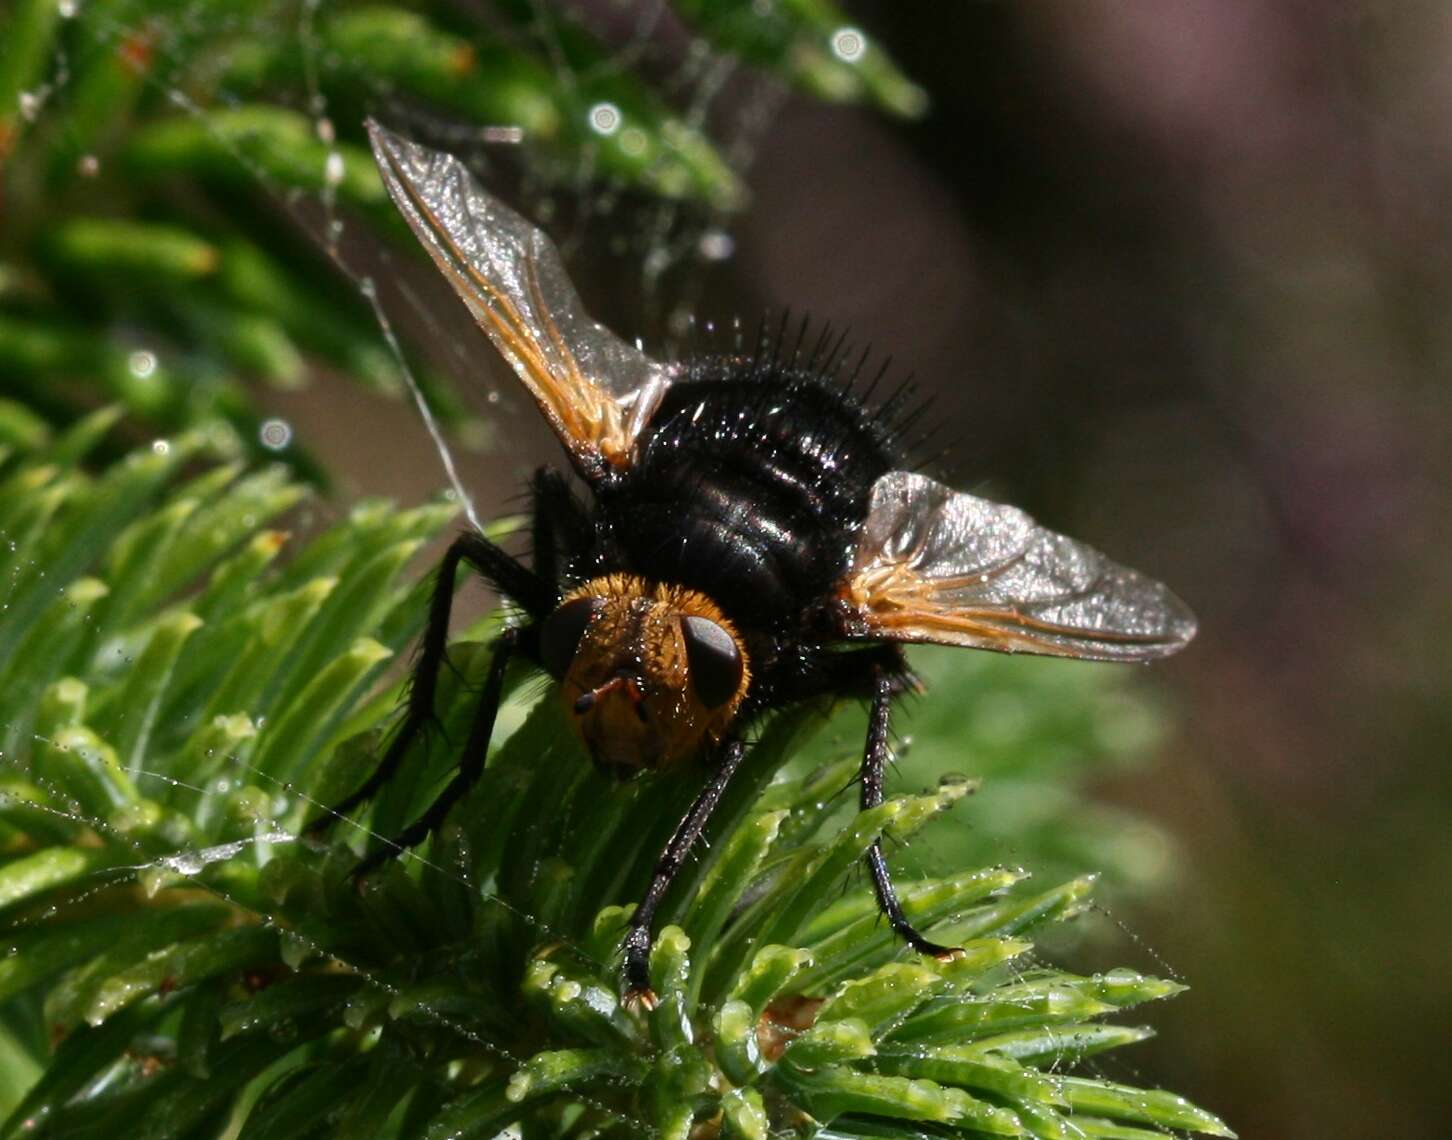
[681,615,743,709]
[541,596,600,679]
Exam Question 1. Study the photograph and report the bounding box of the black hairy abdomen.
[601,358,897,625]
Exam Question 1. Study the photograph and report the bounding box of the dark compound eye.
[681,615,743,709]
[541,596,600,679]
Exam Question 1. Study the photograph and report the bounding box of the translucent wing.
[367,120,672,478]
[839,471,1196,662]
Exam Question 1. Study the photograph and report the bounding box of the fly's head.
[539,574,750,776]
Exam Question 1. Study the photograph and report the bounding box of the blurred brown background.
[269,3,1451,1136]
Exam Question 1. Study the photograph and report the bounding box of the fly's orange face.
[539,575,750,776]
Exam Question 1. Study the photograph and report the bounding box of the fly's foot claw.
[901,927,962,960]
[622,987,659,1013]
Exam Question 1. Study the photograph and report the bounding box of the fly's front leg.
[303,530,551,841]
[350,628,517,879]
[861,669,961,959]
[622,737,748,1008]
[530,465,592,584]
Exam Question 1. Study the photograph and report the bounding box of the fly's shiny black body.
[308,123,1199,1009]
[602,358,898,627]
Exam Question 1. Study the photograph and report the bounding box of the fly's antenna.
[572,674,645,717]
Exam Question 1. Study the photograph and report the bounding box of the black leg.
[529,465,591,584]
[767,642,914,706]
[621,737,748,1008]
[456,528,559,620]
[350,628,516,878]
[303,531,548,839]
[861,669,961,959]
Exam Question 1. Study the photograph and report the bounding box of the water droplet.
[128,350,157,378]
[17,90,43,121]
[697,230,734,261]
[324,151,345,187]
[617,126,646,157]
[258,418,292,450]
[831,26,866,62]
[57,0,79,17]
[161,850,205,876]
[76,153,99,177]
[587,102,621,136]
[151,439,169,456]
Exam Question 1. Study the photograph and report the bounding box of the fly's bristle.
[680,311,933,468]
[747,310,772,374]
[771,308,792,371]
[812,324,854,384]
[846,344,874,391]
[877,374,918,421]
[829,328,854,378]
[807,320,835,371]
[913,438,967,481]
[790,312,811,368]
[890,388,935,437]
[905,421,949,460]
[860,355,894,404]
[740,311,859,381]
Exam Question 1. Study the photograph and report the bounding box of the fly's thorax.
[539,574,750,774]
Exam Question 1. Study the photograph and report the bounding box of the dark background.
[270,4,1451,1136]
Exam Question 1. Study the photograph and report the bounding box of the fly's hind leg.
[860,668,962,960]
